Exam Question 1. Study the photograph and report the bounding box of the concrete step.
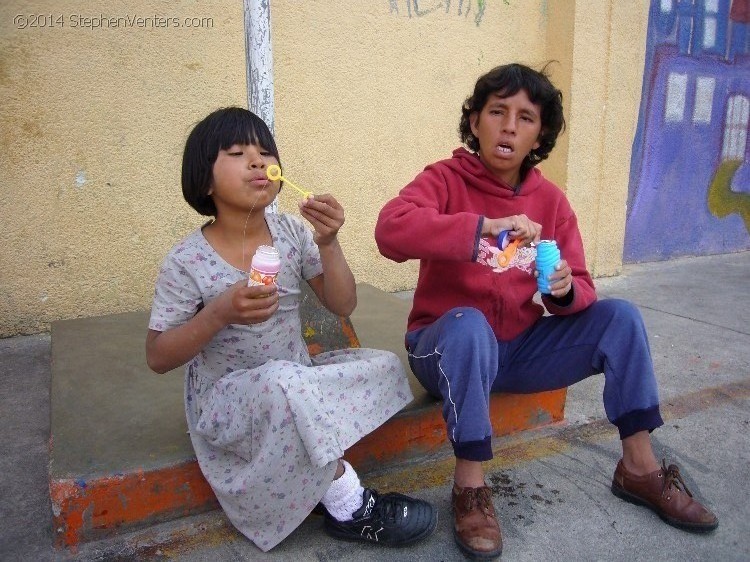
[49,284,566,549]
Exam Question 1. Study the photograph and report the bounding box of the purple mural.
[625,0,750,262]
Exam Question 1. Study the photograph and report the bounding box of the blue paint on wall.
[625,0,750,262]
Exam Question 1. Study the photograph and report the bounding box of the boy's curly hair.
[459,63,565,178]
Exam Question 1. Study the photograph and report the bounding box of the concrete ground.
[1,251,748,561]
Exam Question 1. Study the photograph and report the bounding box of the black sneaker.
[311,502,329,516]
[324,488,437,546]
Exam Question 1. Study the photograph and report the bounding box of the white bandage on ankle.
[321,460,365,522]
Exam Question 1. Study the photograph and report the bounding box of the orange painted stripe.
[306,342,324,356]
[345,390,566,471]
[51,462,218,548]
[338,317,361,349]
[51,389,566,548]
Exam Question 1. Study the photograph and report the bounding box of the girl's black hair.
[181,107,280,216]
[459,63,566,178]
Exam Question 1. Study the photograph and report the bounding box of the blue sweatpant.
[405,299,664,461]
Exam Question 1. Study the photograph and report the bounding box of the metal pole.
[244,0,277,212]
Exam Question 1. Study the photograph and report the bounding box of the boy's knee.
[444,306,490,327]
[594,299,646,336]
[443,307,494,340]
[439,307,497,358]
[597,298,642,322]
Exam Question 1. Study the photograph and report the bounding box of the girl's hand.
[542,259,573,298]
[299,194,345,246]
[213,280,279,325]
[482,214,542,247]
[145,281,279,374]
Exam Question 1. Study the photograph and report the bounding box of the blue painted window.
[722,95,749,160]
[693,76,716,123]
[665,72,689,121]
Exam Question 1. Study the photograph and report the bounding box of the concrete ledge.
[50,284,566,548]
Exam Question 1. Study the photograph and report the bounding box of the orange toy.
[497,238,521,267]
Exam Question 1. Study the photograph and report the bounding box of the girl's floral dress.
[149,213,412,551]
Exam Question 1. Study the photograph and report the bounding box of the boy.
[375,63,717,559]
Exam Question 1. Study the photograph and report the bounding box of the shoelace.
[661,460,693,498]
[458,487,494,516]
[375,493,407,523]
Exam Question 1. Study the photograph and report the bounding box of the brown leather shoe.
[452,484,503,559]
[611,459,718,533]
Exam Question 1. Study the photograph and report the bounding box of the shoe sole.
[611,481,718,533]
[324,508,438,546]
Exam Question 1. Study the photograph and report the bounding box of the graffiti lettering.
[389,0,504,26]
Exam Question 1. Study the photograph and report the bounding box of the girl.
[146,107,437,552]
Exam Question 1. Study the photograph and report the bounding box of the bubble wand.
[266,165,313,198]
[497,238,521,266]
[496,230,521,267]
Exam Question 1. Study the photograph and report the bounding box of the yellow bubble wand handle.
[266,165,313,198]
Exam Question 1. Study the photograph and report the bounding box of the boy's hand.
[540,259,573,298]
[299,194,345,246]
[213,280,279,326]
[483,214,541,247]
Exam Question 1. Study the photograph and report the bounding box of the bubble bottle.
[248,245,281,288]
[535,240,561,294]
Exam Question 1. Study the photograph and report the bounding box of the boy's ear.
[469,112,479,137]
[533,130,543,151]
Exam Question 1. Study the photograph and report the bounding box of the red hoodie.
[375,147,597,341]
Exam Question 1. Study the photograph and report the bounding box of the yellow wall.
[0,0,648,337]
[0,0,246,336]
[544,0,649,277]
[271,0,548,292]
